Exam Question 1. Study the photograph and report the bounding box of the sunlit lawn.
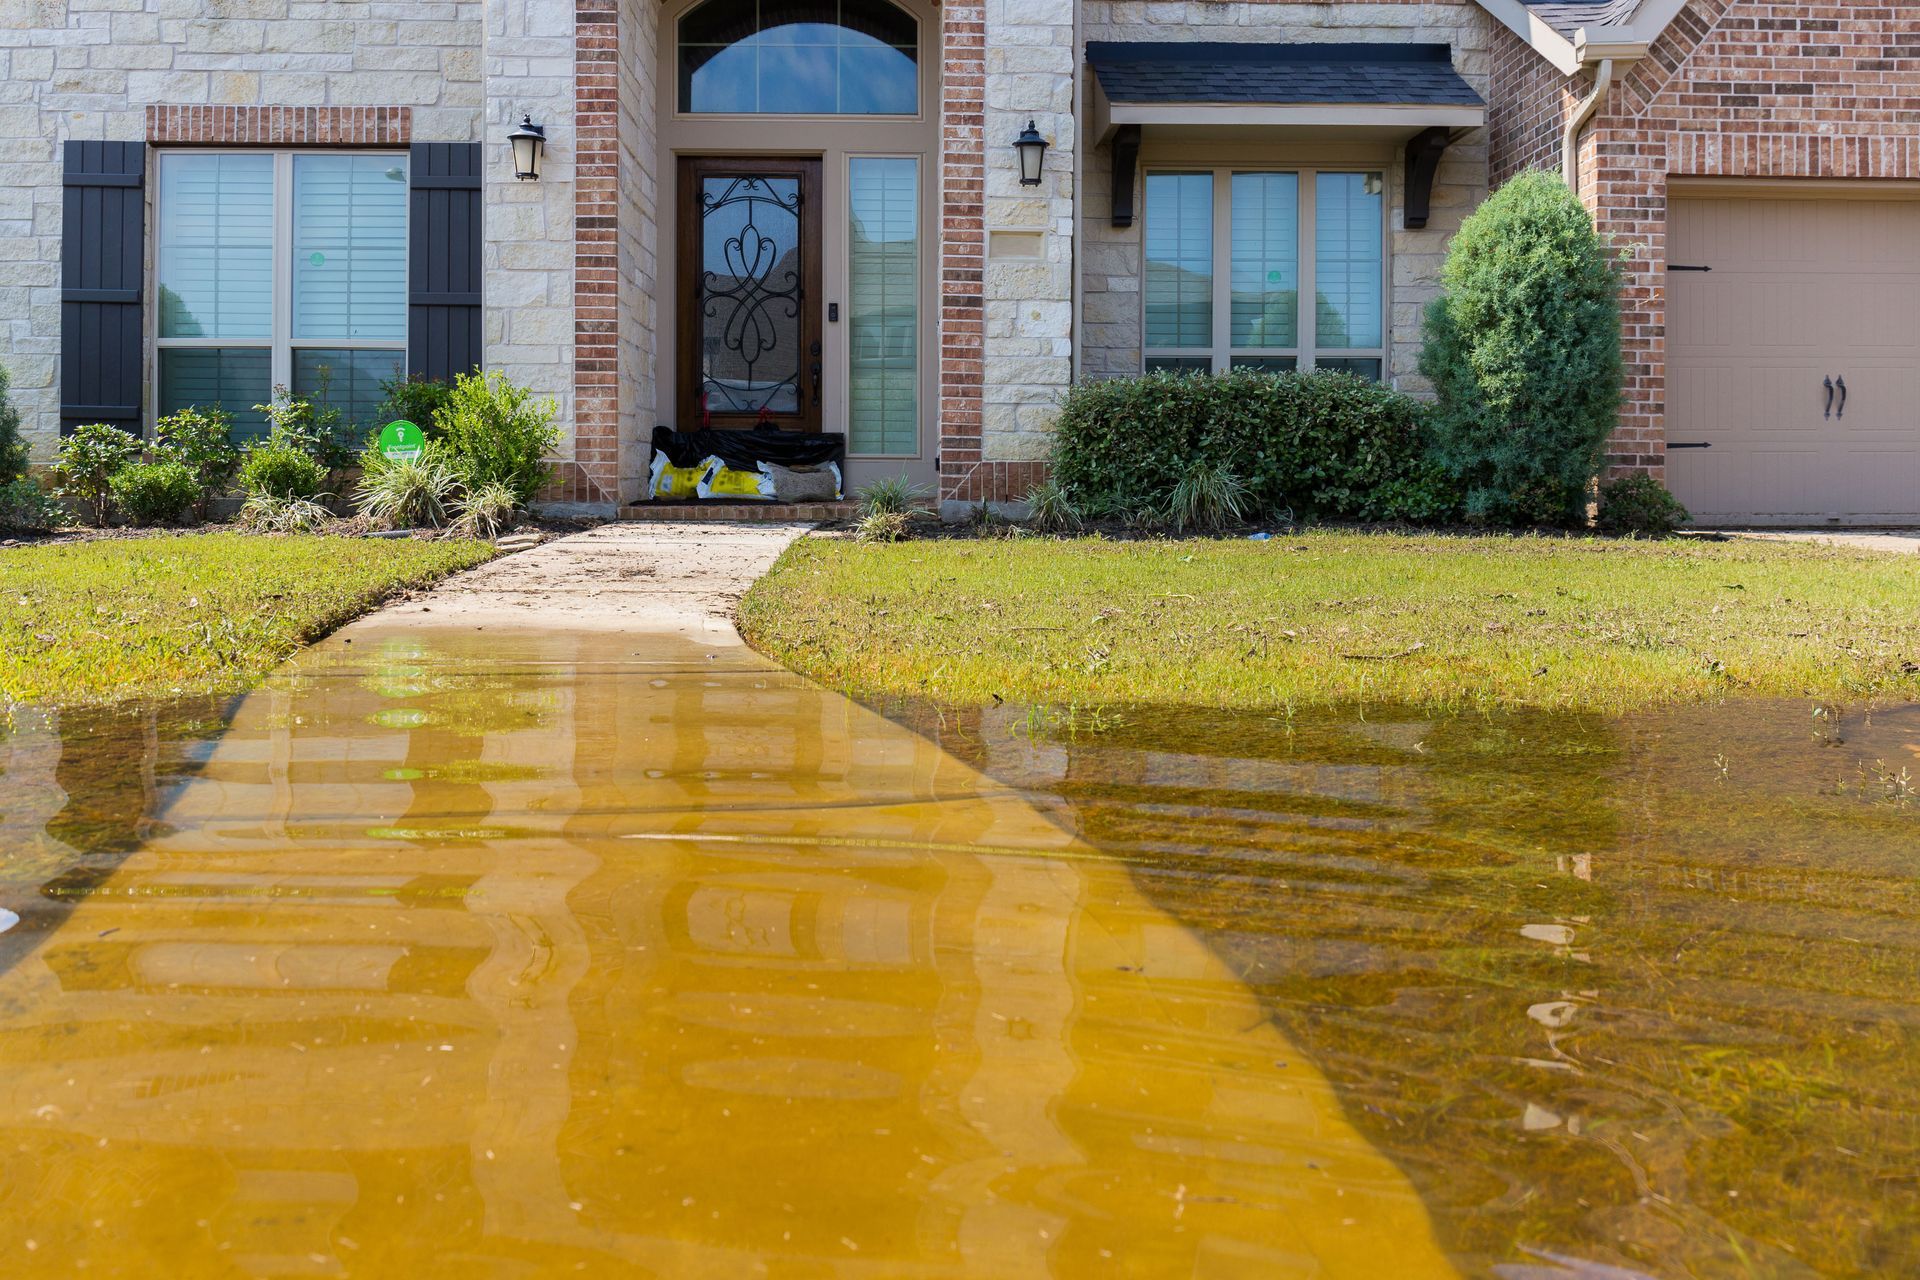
[740,530,1920,713]
[1,533,494,706]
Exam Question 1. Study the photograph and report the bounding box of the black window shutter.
[61,141,145,437]
[408,142,483,384]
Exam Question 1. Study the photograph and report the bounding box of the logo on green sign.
[378,420,424,462]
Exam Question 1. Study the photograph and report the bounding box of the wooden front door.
[677,156,824,432]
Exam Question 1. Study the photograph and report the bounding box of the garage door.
[1666,187,1920,526]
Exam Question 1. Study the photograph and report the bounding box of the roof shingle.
[1523,0,1642,38]
[1085,42,1484,108]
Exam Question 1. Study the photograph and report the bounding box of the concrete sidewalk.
[1716,530,1920,555]
[344,522,812,646]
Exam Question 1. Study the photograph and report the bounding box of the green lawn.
[1,534,495,706]
[739,531,1920,713]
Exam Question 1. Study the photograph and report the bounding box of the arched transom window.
[677,0,918,115]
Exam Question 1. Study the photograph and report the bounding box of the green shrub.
[1597,473,1691,536]
[1023,478,1081,533]
[438,371,559,504]
[353,441,460,529]
[1419,170,1625,525]
[1050,368,1453,524]
[450,479,520,539]
[1162,460,1250,533]
[0,476,63,531]
[54,423,143,525]
[109,458,200,527]
[856,474,927,519]
[255,388,352,467]
[378,374,457,437]
[238,434,329,500]
[155,405,238,517]
[0,364,25,482]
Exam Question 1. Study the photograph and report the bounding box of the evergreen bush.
[238,432,329,500]
[110,458,200,527]
[54,423,143,525]
[438,371,559,504]
[155,405,239,518]
[377,374,457,438]
[1050,368,1455,524]
[1597,473,1691,536]
[0,364,25,482]
[1418,170,1625,525]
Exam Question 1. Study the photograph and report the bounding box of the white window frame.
[1142,166,1388,378]
[153,148,409,411]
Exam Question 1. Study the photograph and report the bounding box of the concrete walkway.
[344,521,812,646]
[1716,530,1920,555]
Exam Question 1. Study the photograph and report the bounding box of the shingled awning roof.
[1084,43,1486,233]
[1086,41,1485,112]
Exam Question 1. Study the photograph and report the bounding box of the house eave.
[1475,0,1659,75]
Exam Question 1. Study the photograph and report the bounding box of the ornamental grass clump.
[354,441,461,530]
[1023,478,1082,533]
[450,480,520,540]
[1162,460,1250,533]
[1419,170,1625,525]
[856,474,928,519]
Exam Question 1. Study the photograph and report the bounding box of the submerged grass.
[1,533,494,706]
[739,530,1920,714]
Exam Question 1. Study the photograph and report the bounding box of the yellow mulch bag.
[649,450,711,501]
[696,457,775,501]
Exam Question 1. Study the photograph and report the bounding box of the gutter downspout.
[1562,56,1613,191]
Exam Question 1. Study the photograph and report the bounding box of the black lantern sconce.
[1014,119,1048,186]
[509,115,547,181]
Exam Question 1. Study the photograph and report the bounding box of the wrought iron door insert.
[678,156,823,432]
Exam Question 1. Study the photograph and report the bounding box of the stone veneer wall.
[1489,0,1920,479]
[0,0,487,465]
[1078,0,1492,394]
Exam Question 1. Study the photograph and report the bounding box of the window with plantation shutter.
[154,149,409,445]
[847,156,917,456]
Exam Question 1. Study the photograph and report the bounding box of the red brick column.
[567,0,622,506]
[937,0,986,505]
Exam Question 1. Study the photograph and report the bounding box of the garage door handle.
[1836,376,1847,419]
[1669,442,1711,449]
[1825,375,1835,420]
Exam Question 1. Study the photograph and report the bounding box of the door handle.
[810,361,823,405]
[1824,375,1834,420]
[1836,376,1847,419]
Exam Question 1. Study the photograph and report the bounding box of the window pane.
[293,349,407,445]
[293,154,409,342]
[848,158,917,455]
[1145,173,1212,350]
[679,0,917,114]
[159,348,271,442]
[1144,357,1211,375]
[157,154,274,340]
[1231,356,1297,373]
[1314,356,1383,381]
[1315,172,1384,350]
[1230,173,1297,350]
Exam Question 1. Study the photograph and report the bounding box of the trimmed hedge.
[1050,368,1456,524]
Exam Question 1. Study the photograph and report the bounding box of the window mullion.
[272,151,293,397]
[1211,168,1230,373]
[1298,169,1317,373]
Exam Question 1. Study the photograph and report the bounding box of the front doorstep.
[617,501,858,523]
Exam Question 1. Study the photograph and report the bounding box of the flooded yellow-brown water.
[0,630,1460,1278]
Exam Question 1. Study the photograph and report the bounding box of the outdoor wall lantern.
[509,115,547,181]
[1014,120,1048,186]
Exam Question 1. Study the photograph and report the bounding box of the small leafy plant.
[0,363,26,482]
[353,441,460,529]
[54,423,143,525]
[1023,477,1081,533]
[110,458,200,527]
[154,405,238,518]
[378,374,456,438]
[238,432,329,500]
[1162,460,1250,533]
[856,474,928,519]
[1598,473,1691,536]
[0,476,64,531]
[450,479,520,539]
[438,371,559,504]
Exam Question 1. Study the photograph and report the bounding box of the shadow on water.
[890,694,1920,1279]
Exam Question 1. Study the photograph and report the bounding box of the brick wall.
[1489,0,1920,478]
[937,0,989,503]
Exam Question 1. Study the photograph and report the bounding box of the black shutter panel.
[61,141,145,437]
[408,142,483,384]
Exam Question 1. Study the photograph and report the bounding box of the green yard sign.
[378,420,424,462]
